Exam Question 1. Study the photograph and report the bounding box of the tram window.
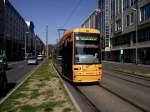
[74,33,101,64]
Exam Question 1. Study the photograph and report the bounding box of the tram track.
[53,63,100,112]
[99,84,148,112]
[104,70,150,88]
[105,68,150,81]
[76,83,146,112]
[53,63,147,112]
[74,86,101,112]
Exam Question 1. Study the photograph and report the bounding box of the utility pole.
[132,0,138,64]
[46,25,49,59]
[135,1,138,64]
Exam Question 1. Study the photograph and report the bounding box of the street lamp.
[131,7,138,64]
[25,32,30,59]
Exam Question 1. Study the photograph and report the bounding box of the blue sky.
[9,0,98,44]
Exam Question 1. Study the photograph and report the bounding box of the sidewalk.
[103,61,150,77]
[0,60,76,112]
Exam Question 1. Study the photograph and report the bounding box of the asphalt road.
[7,60,36,83]
[0,60,37,99]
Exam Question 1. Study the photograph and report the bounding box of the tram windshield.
[75,33,101,64]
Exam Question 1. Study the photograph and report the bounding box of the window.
[130,12,134,24]
[116,19,122,31]
[126,13,134,26]
[131,0,135,6]
[126,15,130,26]
[140,3,150,22]
[75,33,101,64]
[123,0,127,10]
[138,29,150,42]
[127,0,129,8]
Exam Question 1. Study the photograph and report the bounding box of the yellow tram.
[54,28,103,83]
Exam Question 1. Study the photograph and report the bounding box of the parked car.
[57,56,62,61]
[37,54,44,61]
[0,66,7,96]
[27,56,38,65]
[0,55,8,70]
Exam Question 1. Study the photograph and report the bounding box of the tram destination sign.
[76,36,98,41]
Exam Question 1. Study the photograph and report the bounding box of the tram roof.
[56,28,100,47]
[64,28,100,35]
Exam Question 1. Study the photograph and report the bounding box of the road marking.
[0,61,43,105]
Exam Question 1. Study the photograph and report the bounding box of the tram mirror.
[57,56,62,61]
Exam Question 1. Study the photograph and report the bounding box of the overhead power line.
[61,0,82,28]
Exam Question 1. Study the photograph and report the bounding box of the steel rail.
[104,71,150,88]
[74,86,101,112]
[99,84,148,112]
[53,63,101,112]
[105,69,150,81]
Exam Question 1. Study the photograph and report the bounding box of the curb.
[52,64,82,112]
[0,61,44,105]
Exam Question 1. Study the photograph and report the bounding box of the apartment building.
[0,0,44,60]
[111,0,150,64]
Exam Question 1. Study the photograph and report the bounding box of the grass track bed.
[0,60,76,112]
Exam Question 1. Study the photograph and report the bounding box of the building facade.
[0,0,5,50]
[35,35,45,55]
[81,0,111,60]
[0,0,28,60]
[101,0,111,60]
[26,21,35,55]
[81,11,99,29]
[111,0,150,64]
[0,0,44,60]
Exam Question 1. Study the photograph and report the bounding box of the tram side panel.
[62,40,73,81]
[53,46,63,74]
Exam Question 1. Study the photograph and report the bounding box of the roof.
[56,28,100,47]
[64,28,100,36]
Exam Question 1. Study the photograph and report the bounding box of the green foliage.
[0,59,73,112]
[20,100,65,112]
[21,105,37,112]
[63,107,72,112]
[30,89,39,99]
[45,90,54,99]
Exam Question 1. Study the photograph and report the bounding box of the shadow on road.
[73,82,100,86]
[0,83,16,98]
[6,67,13,71]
